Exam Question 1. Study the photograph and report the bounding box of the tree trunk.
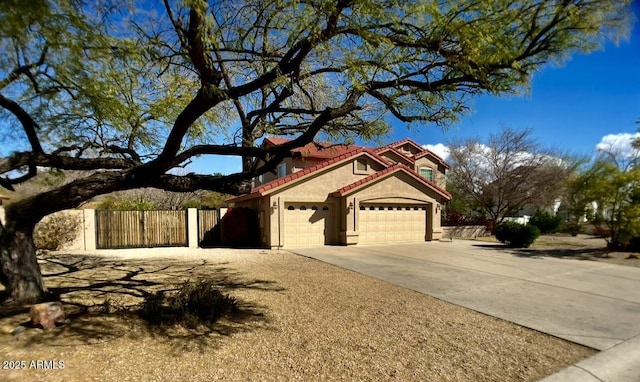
[0,222,47,303]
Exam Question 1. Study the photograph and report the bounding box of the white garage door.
[284,203,332,247]
[359,204,427,244]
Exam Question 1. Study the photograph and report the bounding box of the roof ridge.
[247,146,391,196]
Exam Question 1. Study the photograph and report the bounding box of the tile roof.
[388,138,425,152]
[374,146,415,164]
[229,136,451,203]
[386,137,450,168]
[331,163,452,200]
[263,137,360,159]
[229,148,389,201]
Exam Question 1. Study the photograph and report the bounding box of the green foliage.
[563,221,583,236]
[494,221,540,248]
[33,213,81,251]
[529,210,563,234]
[572,157,640,250]
[97,196,156,211]
[138,280,237,329]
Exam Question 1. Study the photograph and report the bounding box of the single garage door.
[284,203,332,247]
[359,204,427,244]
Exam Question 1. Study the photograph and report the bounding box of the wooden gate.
[95,210,188,249]
[198,209,220,247]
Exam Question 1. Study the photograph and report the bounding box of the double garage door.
[284,202,427,247]
[359,204,427,244]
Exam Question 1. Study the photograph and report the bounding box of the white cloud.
[421,143,450,161]
[596,132,640,159]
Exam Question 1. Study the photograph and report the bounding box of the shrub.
[494,221,540,248]
[138,279,237,329]
[592,226,611,238]
[34,213,81,251]
[563,221,583,236]
[529,210,562,234]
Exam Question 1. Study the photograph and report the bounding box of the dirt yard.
[1,246,598,382]
[466,233,640,268]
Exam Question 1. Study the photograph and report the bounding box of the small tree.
[447,127,571,230]
[529,210,563,234]
[568,131,640,250]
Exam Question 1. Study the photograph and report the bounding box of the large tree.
[447,127,573,229]
[0,0,631,303]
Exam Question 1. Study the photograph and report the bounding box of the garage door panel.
[284,203,332,247]
[359,204,426,244]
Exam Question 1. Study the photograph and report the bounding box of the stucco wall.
[441,225,489,239]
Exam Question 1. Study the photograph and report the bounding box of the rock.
[11,326,26,336]
[29,302,66,330]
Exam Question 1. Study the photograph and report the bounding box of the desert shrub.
[494,221,540,248]
[563,221,583,236]
[138,279,237,328]
[98,196,156,210]
[529,210,562,234]
[592,226,611,238]
[34,213,81,251]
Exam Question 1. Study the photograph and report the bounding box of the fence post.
[83,209,96,250]
[187,208,198,248]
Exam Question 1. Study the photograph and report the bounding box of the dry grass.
[0,248,595,382]
[460,234,640,268]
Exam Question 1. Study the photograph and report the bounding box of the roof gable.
[389,138,425,156]
[229,148,389,201]
[331,163,451,200]
[414,150,450,169]
[375,146,415,165]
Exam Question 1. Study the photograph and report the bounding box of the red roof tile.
[229,147,391,202]
[263,137,360,159]
[374,146,415,163]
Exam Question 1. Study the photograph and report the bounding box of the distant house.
[229,138,451,248]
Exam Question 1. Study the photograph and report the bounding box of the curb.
[540,334,640,382]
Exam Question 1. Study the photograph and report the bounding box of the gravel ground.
[0,248,595,382]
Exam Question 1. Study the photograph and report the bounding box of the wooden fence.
[96,210,220,249]
[198,209,220,247]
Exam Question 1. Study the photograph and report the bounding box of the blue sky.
[414,3,640,161]
[189,3,640,174]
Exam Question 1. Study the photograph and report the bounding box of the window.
[311,206,318,210]
[277,164,286,178]
[287,205,295,210]
[300,205,307,210]
[419,167,434,181]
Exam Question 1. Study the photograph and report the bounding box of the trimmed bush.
[529,210,562,234]
[34,213,81,251]
[494,221,540,248]
[139,279,237,328]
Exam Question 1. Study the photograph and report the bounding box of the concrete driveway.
[291,240,640,351]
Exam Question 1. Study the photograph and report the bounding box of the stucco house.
[228,137,451,248]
